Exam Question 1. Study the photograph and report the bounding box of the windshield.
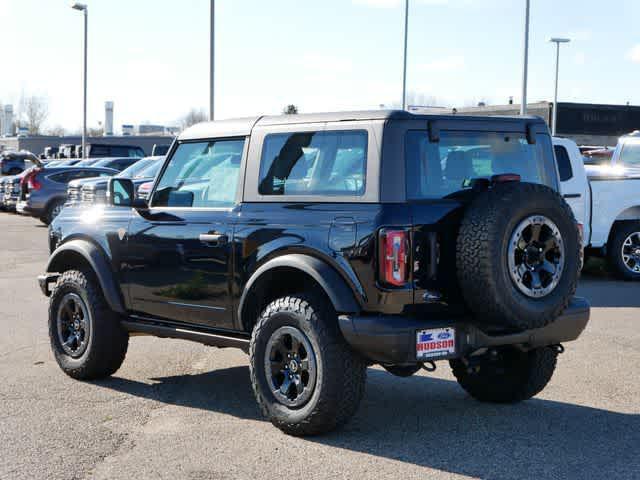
[136,159,163,179]
[116,158,155,178]
[405,130,557,200]
[619,141,640,168]
[75,159,98,167]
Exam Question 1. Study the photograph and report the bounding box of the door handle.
[199,233,228,245]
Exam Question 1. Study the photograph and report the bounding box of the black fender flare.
[46,239,126,314]
[238,253,361,328]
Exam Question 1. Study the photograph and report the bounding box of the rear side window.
[259,130,366,196]
[554,145,573,181]
[406,130,557,200]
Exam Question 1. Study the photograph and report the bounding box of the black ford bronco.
[39,111,590,435]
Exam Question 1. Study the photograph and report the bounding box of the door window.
[152,139,244,208]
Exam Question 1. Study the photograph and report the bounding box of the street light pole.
[209,0,215,121]
[520,0,530,115]
[402,0,409,110]
[549,37,570,136]
[71,2,88,157]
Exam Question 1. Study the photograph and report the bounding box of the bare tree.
[22,95,49,135]
[46,125,66,136]
[88,127,104,137]
[283,104,299,115]
[180,108,208,129]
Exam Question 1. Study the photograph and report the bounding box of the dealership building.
[0,134,174,157]
[442,101,640,147]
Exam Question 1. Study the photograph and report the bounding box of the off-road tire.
[457,182,580,331]
[450,346,557,403]
[49,269,129,380]
[249,294,367,436]
[607,222,640,281]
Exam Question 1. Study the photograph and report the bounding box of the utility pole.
[402,0,409,110]
[209,0,215,121]
[520,0,530,115]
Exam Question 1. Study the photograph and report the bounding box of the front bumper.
[339,297,590,364]
[38,273,60,296]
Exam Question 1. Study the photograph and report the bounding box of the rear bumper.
[338,297,590,364]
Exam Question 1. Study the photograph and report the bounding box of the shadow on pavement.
[97,366,639,479]
[577,274,640,308]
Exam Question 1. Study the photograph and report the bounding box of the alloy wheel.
[621,231,640,274]
[264,326,317,408]
[56,293,91,358]
[508,215,565,298]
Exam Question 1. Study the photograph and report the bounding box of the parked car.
[44,146,59,159]
[73,159,101,167]
[67,156,164,205]
[2,172,29,211]
[136,180,153,201]
[553,136,640,279]
[83,143,145,158]
[46,159,82,168]
[582,147,614,165]
[0,151,41,175]
[0,176,9,209]
[151,143,172,156]
[17,166,117,224]
[607,130,640,175]
[58,144,76,159]
[40,111,588,436]
[0,174,23,211]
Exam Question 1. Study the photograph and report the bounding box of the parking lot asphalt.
[0,213,638,480]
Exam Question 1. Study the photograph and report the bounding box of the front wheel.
[49,270,129,380]
[450,346,557,403]
[608,222,640,281]
[41,199,66,225]
[249,295,367,436]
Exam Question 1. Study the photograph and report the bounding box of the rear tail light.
[22,168,42,191]
[137,181,152,197]
[577,223,584,242]
[379,229,410,287]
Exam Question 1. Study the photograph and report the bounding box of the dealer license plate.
[416,327,456,360]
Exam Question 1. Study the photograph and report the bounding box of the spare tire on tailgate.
[457,182,580,331]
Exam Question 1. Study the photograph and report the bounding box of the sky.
[1,0,639,134]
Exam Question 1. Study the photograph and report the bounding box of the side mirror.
[108,178,135,207]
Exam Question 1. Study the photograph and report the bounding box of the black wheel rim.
[56,293,91,358]
[264,326,317,408]
[621,231,640,274]
[51,203,64,220]
[508,215,565,298]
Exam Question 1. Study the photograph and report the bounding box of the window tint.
[153,139,244,208]
[259,130,366,196]
[406,130,557,200]
[90,145,110,157]
[553,145,573,181]
[112,158,137,171]
[620,142,640,167]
